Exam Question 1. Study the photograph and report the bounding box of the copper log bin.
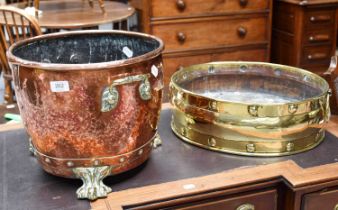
[170,62,331,157]
[7,30,164,200]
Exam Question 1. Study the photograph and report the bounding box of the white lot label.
[151,65,159,78]
[183,184,196,190]
[50,81,70,92]
[122,46,133,58]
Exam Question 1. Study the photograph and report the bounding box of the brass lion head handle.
[101,74,152,112]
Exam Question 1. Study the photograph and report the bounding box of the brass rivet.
[208,65,215,74]
[119,157,125,163]
[315,132,322,142]
[239,64,248,72]
[208,137,217,147]
[248,105,259,117]
[66,161,74,167]
[138,149,143,155]
[186,117,195,125]
[45,158,51,163]
[274,68,282,76]
[181,128,187,136]
[93,160,100,166]
[288,104,298,114]
[246,144,256,153]
[209,101,217,110]
[286,142,294,152]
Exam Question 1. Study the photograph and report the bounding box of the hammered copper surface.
[7,31,164,178]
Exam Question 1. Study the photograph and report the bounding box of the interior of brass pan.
[170,62,330,157]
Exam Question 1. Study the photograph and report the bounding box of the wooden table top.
[0,105,337,210]
[8,0,135,29]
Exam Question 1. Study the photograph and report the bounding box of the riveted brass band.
[171,119,325,157]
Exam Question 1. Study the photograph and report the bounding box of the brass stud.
[208,65,215,74]
[208,137,217,147]
[186,117,195,125]
[286,142,294,152]
[246,144,256,153]
[138,149,143,155]
[248,105,259,117]
[209,101,217,110]
[288,104,298,114]
[239,64,248,72]
[119,157,125,163]
[315,131,323,142]
[66,161,74,167]
[93,160,100,166]
[274,68,282,76]
[181,127,187,136]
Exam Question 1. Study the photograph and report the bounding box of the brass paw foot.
[29,137,36,155]
[73,166,113,200]
[153,133,162,149]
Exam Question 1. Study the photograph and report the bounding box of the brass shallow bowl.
[170,62,331,157]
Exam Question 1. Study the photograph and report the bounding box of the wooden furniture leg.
[34,0,39,17]
[4,79,14,104]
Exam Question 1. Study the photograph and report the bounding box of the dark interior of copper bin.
[12,33,160,64]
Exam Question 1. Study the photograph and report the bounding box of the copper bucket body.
[7,30,164,200]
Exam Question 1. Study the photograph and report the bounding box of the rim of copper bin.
[7,30,164,71]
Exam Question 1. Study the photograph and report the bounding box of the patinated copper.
[7,30,164,199]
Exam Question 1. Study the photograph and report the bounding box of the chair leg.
[88,0,94,8]
[4,80,14,104]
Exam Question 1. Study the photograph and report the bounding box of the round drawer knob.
[334,204,338,210]
[176,0,186,11]
[177,32,186,43]
[237,26,247,37]
[237,203,255,210]
[239,0,249,7]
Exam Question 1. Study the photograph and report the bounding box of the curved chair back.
[0,6,41,103]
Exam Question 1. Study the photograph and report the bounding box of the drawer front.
[302,188,338,210]
[272,1,295,34]
[176,189,277,210]
[163,48,268,85]
[303,29,334,46]
[151,0,269,18]
[153,16,269,52]
[305,8,336,29]
[301,45,333,66]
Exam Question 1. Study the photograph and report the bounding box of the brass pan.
[170,62,331,156]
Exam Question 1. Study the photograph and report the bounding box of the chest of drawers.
[129,0,273,88]
[271,0,338,74]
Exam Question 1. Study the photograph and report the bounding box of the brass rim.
[170,62,330,110]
